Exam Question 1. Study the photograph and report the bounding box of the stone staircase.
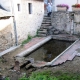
[37,15,52,37]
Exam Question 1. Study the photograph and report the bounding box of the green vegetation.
[19,73,29,80]
[21,34,38,46]
[36,29,39,37]
[21,34,32,46]
[5,77,10,80]
[19,71,80,80]
[21,30,39,46]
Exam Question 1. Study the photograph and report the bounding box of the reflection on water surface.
[26,39,73,62]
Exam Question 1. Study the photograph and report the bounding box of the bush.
[56,4,69,9]
[72,4,80,8]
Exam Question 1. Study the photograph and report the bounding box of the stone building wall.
[13,0,44,43]
[0,0,44,52]
[51,11,80,34]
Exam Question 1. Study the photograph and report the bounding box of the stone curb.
[0,45,21,57]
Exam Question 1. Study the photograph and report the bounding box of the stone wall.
[51,11,80,34]
[0,24,14,52]
[0,17,15,52]
[73,12,80,34]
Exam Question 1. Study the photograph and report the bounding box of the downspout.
[70,13,74,35]
[13,17,18,46]
[10,0,18,46]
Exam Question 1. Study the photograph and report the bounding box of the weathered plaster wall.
[13,0,44,43]
[51,11,80,34]
[0,24,14,52]
[0,18,15,52]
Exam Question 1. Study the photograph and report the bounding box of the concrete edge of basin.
[0,45,21,57]
[16,36,52,57]
[46,39,79,66]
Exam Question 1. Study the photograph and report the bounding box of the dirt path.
[0,46,26,73]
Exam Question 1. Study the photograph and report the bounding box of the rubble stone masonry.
[51,11,80,34]
[0,24,14,52]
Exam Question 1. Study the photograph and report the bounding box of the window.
[28,3,32,14]
[17,4,20,11]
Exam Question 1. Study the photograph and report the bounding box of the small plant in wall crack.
[56,4,69,10]
[21,34,32,46]
[36,29,39,37]
[21,29,40,46]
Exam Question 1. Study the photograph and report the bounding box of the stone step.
[43,19,51,22]
[40,26,53,29]
[43,19,51,21]
[37,14,51,37]
[25,63,32,70]
[68,51,77,60]
[44,14,49,16]
[37,33,47,37]
[43,22,51,24]
[53,30,60,35]
[41,24,51,26]
[38,30,47,34]
[44,16,51,19]
[40,26,49,29]
[43,17,51,19]
[44,14,47,16]
[42,22,51,24]
[51,28,56,31]
[39,29,47,31]
[32,61,47,68]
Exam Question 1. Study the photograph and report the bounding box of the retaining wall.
[51,11,80,34]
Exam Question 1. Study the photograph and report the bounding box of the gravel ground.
[1,56,80,80]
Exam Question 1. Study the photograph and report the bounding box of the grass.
[19,71,80,80]
[21,30,39,46]
[21,34,32,46]
[5,77,10,80]
[21,34,38,46]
